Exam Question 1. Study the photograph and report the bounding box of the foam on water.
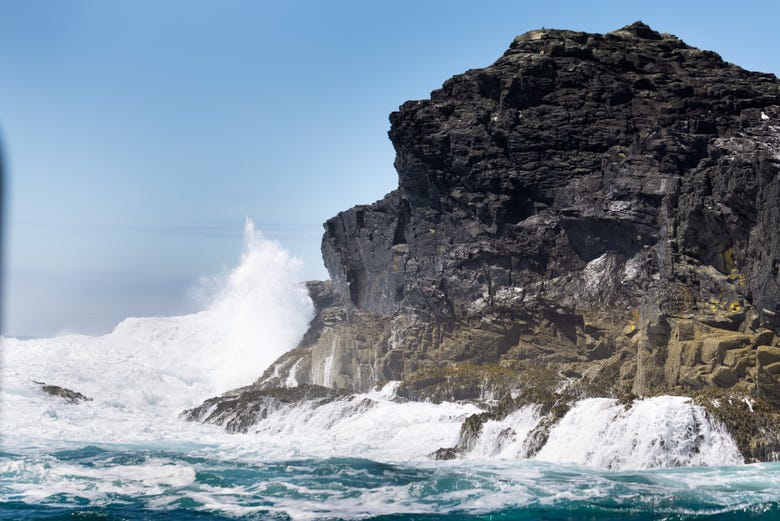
[0,220,314,451]
[536,396,744,468]
[225,383,481,461]
[463,405,542,460]
[4,452,780,520]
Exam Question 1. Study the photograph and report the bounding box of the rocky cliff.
[189,22,780,460]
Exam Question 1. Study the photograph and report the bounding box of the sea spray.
[224,383,481,461]
[0,220,314,449]
[2,375,777,520]
[535,396,744,468]
[185,384,743,470]
[461,405,542,460]
[193,219,314,391]
[4,379,776,520]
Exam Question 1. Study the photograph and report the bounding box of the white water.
[0,223,478,464]
[536,397,743,468]
[449,396,742,468]
[1,221,314,449]
[463,405,542,460]
[229,383,482,461]
[3,223,773,519]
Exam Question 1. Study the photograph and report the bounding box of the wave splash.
[0,220,314,444]
[460,396,743,468]
[0,380,763,519]
[189,384,742,469]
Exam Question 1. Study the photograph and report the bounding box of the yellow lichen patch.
[706,297,744,314]
[623,308,641,336]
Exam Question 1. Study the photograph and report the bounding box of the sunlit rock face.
[203,22,780,461]
[313,21,780,393]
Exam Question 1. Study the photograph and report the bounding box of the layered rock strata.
[190,22,780,460]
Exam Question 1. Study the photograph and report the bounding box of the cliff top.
[324,21,779,330]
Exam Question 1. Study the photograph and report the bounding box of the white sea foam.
[0,453,197,504]
[463,405,542,459]
[231,384,481,461]
[0,220,314,451]
[535,396,743,469]
[5,450,780,521]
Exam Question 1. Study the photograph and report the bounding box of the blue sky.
[2,0,780,337]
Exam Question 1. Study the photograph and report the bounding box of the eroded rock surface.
[182,384,350,434]
[266,22,779,398]
[192,22,780,460]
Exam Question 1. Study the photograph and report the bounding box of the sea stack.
[195,22,780,460]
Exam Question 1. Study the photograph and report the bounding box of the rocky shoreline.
[186,22,780,462]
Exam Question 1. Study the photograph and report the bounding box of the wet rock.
[711,366,739,388]
[695,389,780,462]
[396,363,524,403]
[181,385,350,434]
[33,381,92,404]
[428,366,578,459]
[431,447,461,460]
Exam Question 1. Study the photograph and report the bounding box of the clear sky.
[2,0,779,337]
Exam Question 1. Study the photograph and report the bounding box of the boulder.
[33,381,92,404]
[757,346,780,367]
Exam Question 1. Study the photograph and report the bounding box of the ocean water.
[3,223,780,520]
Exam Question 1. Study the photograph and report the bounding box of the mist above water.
[1,220,315,422]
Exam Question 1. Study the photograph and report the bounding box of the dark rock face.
[192,22,780,462]
[324,21,779,326]
[317,21,780,397]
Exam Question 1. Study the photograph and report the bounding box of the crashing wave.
[185,382,743,470]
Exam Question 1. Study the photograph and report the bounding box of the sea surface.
[3,224,780,520]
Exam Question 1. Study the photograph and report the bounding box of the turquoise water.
[3,446,780,520]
